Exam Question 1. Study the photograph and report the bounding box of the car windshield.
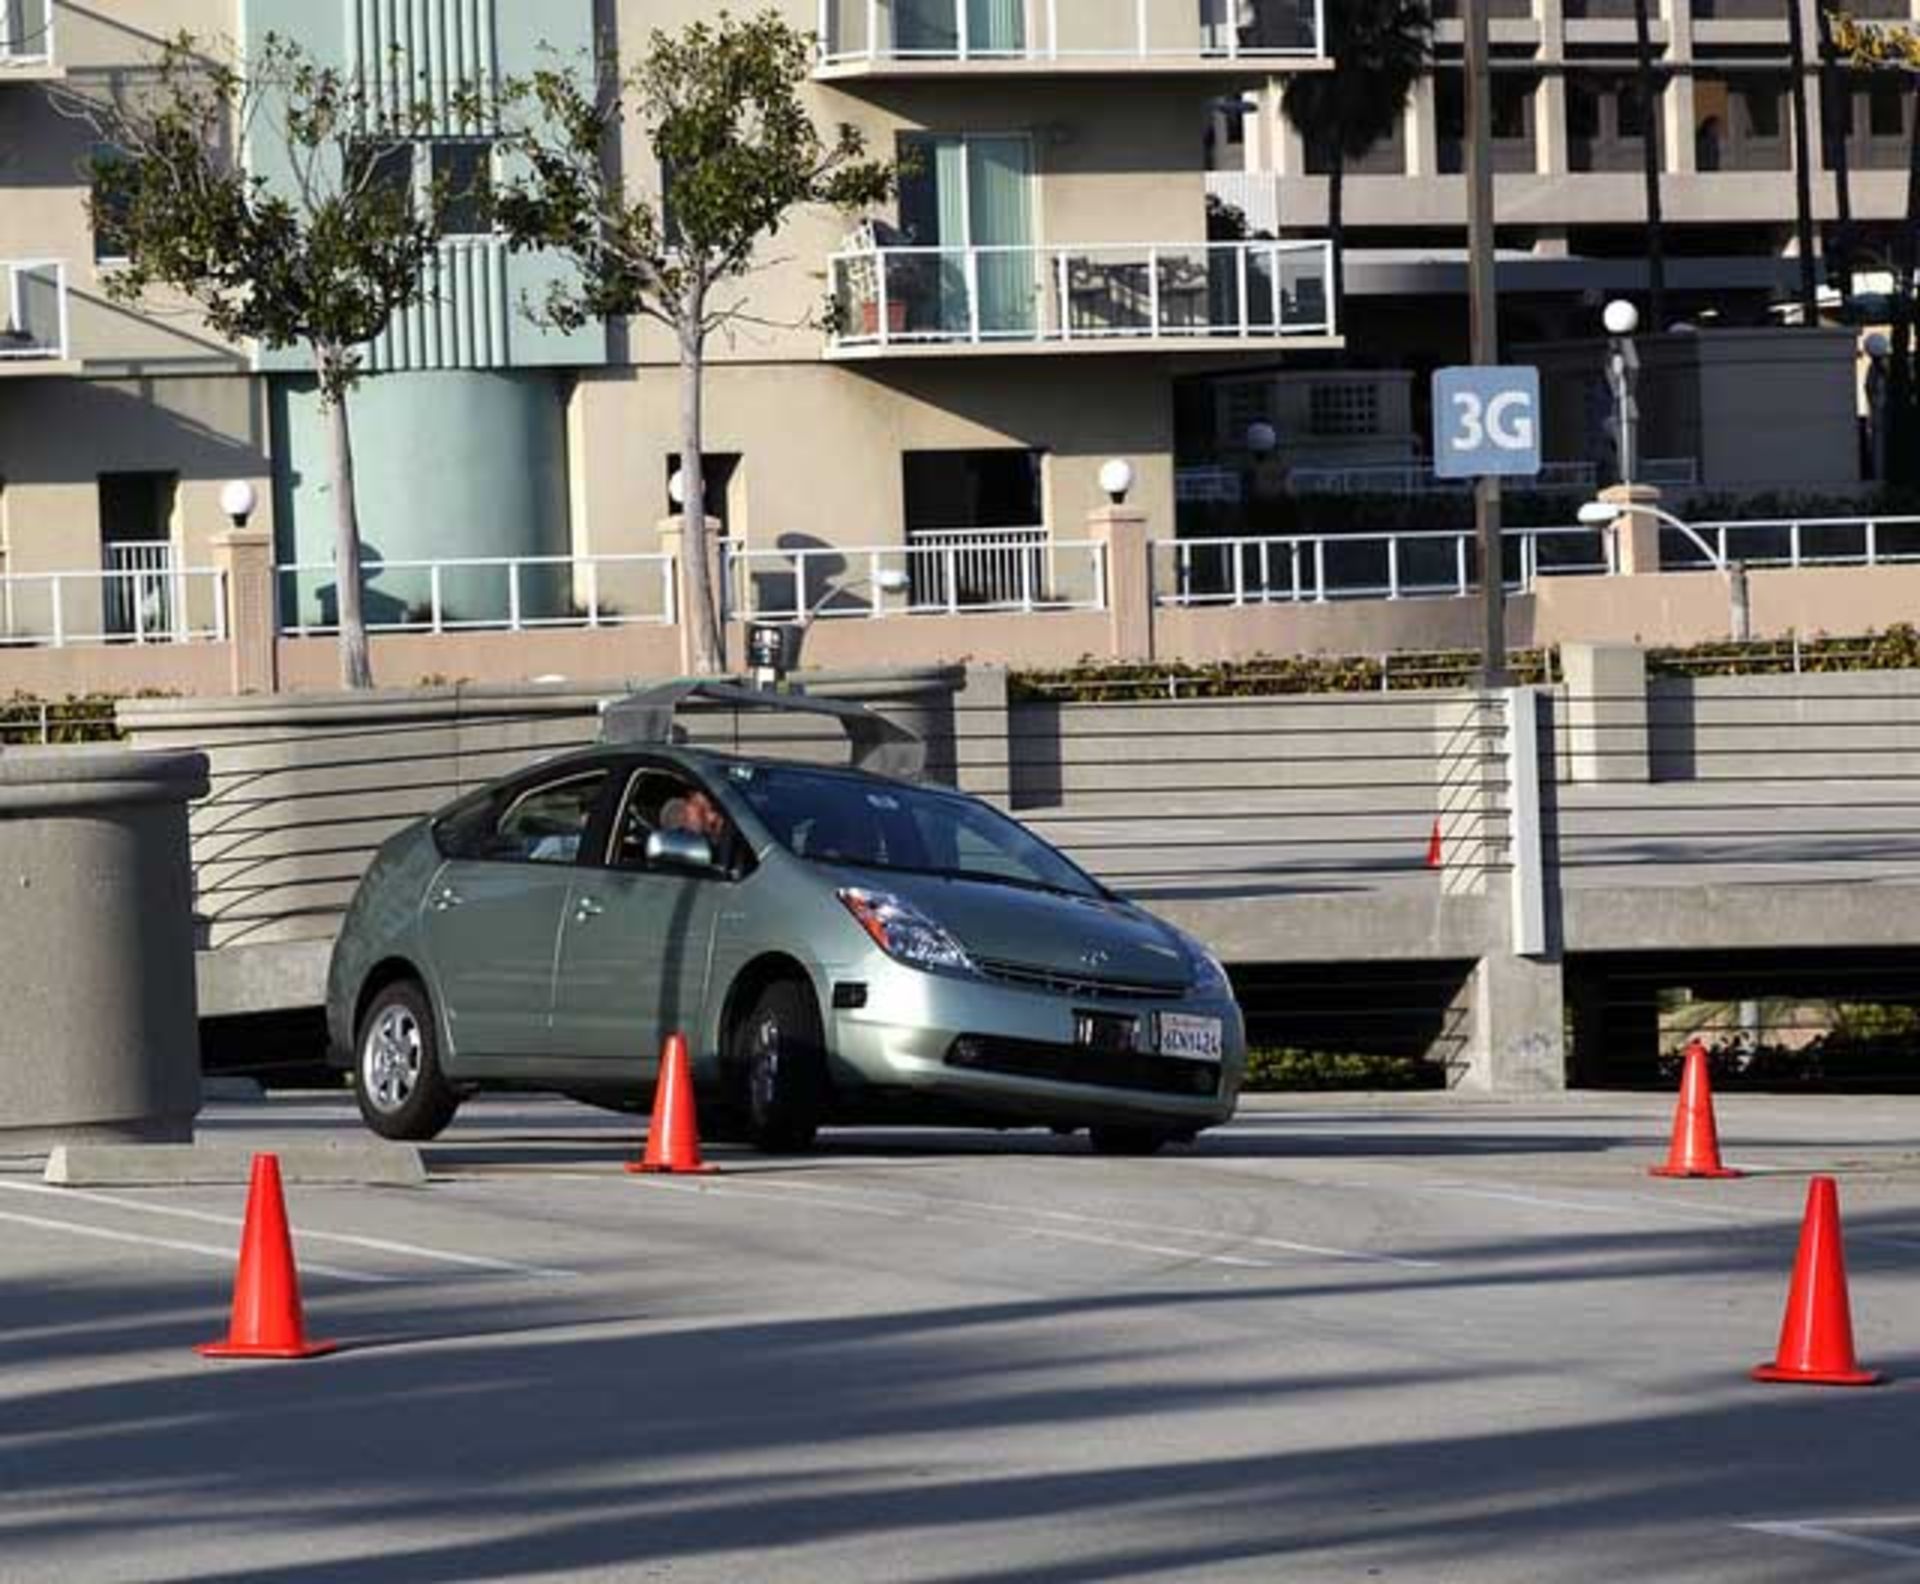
[724,762,1103,899]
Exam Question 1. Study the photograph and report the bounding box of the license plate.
[1157,1013,1223,1061]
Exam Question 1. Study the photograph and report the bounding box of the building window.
[1309,383,1380,438]
[350,140,416,214]
[90,144,134,263]
[902,449,1045,608]
[431,140,492,235]
[98,472,178,638]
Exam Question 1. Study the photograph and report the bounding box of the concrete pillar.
[657,514,725,677]
[1451,943,1567,1094]
[1601,483,1663,574]
[1561,641,1649,783]
[1407,76,1438,179]
[0,748,210,1149]
[213,528,277,694]
[1084,503,1152,662]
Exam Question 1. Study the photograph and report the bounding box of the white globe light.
[1603,299,1640,337]
[667,469,686,507]
[219,479,257,522]
[1865,331,1891,359]
[1098,458,1135,503]
[1245,420,1279,457]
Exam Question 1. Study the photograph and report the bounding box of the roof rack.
[596,680,926,780]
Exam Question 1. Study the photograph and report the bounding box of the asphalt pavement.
[3,1091,1918,1583]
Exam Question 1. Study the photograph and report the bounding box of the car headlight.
[838,888,976,975]
[1188,945,1231,994]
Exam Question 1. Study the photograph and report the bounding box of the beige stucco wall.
[572,357,1178,556]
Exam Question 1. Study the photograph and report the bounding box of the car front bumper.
[823,957,1244,1130]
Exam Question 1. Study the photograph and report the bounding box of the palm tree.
[1632,0,1667,331]
[1281,0,1433,329]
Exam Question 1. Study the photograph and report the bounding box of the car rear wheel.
[735,977,827,1153]
[1088,1124,1174,1157]
[353,979,460,1142]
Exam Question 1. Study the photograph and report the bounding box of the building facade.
[1214,0,1918,355]
[0,0,1335,681]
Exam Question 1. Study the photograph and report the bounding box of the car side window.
[483,771,609,866]
[608,770,700,870]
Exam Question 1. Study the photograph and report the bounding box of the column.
[213,527,278,695]
[1561,641,1650,784]
[1083,502,1152,662]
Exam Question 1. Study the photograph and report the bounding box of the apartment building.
[1213,0,1918,357]
[0,0,1335,670]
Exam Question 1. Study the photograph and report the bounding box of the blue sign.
[1432,366,1543,480]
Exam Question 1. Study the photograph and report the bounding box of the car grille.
[945,1035,1221,1098]
[975,956,1186,1003]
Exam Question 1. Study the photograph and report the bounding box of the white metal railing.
[0,260,68,360]
[1153,527,1610,607]
[829,240,1334,350]
[275,552,677,636]
[727,536,1107,621]
[818,0,1323,65]
[1285,458,1698,496]
[0,0,53,67]
[1662,515,1920,573]
[102,541,180,639]
[0,565,226,647]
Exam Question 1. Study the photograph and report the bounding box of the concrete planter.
[0,746,209,1149]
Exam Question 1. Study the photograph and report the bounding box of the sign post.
[1433,365,1543,661]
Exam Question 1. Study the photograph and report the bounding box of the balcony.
[827,240,1336,357]
[0,260,71,371]
[816,0,1324,78]
[0,0,57,75]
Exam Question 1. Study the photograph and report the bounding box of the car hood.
[836,867,1193,989]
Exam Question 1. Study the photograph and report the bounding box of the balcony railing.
[830,240,1334,351]
[0,260,68,361]
[726,535,1107,621]
[0,564,227,647]
[1284,457,1698,497]
[1154,528,1611,607]
[0,0,54,68]
[818,0,1323,66]
[276,552,678,636]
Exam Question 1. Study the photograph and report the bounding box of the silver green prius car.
[327,728,1245,1154]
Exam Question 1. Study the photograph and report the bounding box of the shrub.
[1241,1047,1442,1092]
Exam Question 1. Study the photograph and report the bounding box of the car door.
[420,765,613,1064]
[548,764,732,1077]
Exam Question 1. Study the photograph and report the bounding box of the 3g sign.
[1432,366,1543,480]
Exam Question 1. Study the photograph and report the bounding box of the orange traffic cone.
[627,1032,717,1175]
[1753,1176,1883,1386]
[198,1153,337,1360]
[1426,819,1444,869]
[1650,1038,1741,1179]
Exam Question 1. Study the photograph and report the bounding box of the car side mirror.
[645,829,716,872]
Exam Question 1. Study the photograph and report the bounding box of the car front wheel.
[735,977,827,1153]
[353,979,460,1142]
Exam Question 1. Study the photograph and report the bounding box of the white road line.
[0,1207,391,1285]
[1736,1521,1920,1562]
[0,1179,573,1280]
[775,1177,1440,1269]
[1423,1180,1920,1251]
[643,1180,1273,1270]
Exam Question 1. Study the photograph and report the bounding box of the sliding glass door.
[895,0,1026,56]
[898,133,1035,338]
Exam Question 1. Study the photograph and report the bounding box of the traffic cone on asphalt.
[1650,1038,1741,1179]
[1426,819,1444,869]
[198,1153,337,1360]
[1753,1176,1883,1386]
[627,1032,717,1175]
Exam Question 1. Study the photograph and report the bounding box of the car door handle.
[431,887,463,911]
[573,897,604,921]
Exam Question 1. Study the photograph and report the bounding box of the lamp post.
[1603,298,1641,490]
[1580,498,1749,641]
[219,479,257,529]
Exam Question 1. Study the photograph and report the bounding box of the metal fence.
[726,538,1107,621]
[0,565,227,647]
[276,552,677,636]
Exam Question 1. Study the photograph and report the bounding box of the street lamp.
[1098,457,1136,505]
[748,566,912,689]
[1602,298,1641,490]
[219,479,257,529]
[1579,497,1750,641]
